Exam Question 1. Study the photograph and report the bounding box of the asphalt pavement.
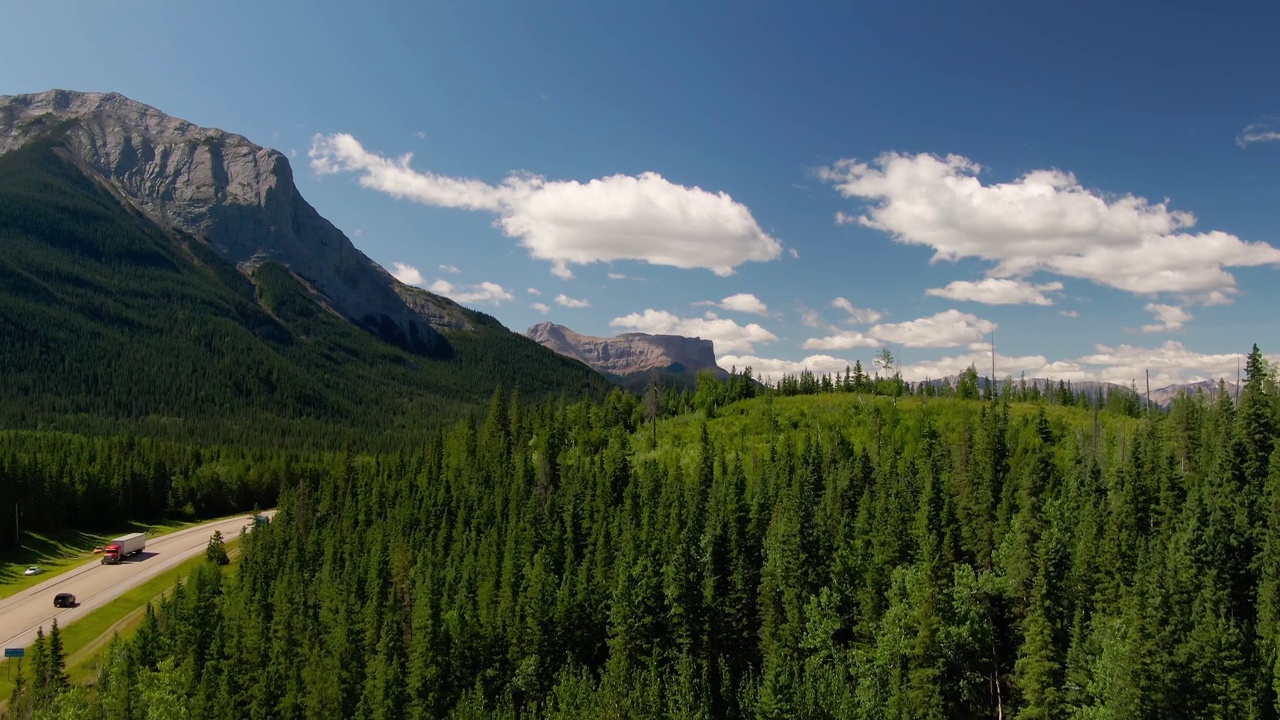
[0,511,274,654]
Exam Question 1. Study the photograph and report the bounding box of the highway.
[0,512,273,654]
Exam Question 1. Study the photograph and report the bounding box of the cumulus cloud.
[311,133,783,279]
[1139,303,1192,333]
[820,152,1280,300]
[867,309,996,348]
[800,308,824,328]
[607,272,627,280]
[454,282,515,305]
[715,293,769,315]
[555,294,591,309]
[789,248,800,258]
[719,353,858,382]
[609,310,777,354]
[831,297,882,324]
[427,279,513,305]
[802,330,880,350]
[728,342,1270,388]
[527,287,541,295]
[439,264,461,274]
[898,341,1266,386]
[1059,309,1079,318]
[1238,119,1280,148]
[391,262,425,287]
[531,302,550,314]
[1071,341,1258,386]
[927,278,1063,306]
[899,351,1067,383]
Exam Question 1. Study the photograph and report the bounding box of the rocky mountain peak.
[0,89,449,352]
[525,322,726,383]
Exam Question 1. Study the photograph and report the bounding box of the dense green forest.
[0,134,609,451]
[9,346,1278,719]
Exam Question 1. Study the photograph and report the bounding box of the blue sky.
[3,1,1279,385]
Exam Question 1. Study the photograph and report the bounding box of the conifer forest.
[6,346,1280,719]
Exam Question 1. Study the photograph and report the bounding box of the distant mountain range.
[0,89,608,444]
[919,374,1240,407]
[526,322,728,390]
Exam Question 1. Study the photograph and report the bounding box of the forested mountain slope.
[13,347,1279,719]
[0,129,608,449]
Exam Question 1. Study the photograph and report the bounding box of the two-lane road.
[0,512,273,653]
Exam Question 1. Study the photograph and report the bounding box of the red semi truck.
[101,532,146,564]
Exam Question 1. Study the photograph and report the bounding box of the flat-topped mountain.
[527,322,728,389]
[0,89,608,444]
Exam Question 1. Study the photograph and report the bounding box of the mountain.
[0,89,455,350]
[0,89,610,447]
[526,321,728,390]
[917,372,1238,408]
[1150,378,1239,407]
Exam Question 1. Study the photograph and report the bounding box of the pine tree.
[48,618,69,694]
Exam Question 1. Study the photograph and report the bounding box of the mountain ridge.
[0,89,476,352]
[526,321,728,388]
[0,89,610,445]
[915,372,1239,407]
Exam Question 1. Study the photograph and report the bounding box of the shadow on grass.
[0,516,190,593]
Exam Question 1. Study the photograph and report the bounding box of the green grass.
[0,515,235,598]
[0,537,242,700]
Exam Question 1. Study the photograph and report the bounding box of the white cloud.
[1238,119,1280,148]
[353,228,363,237]
[1059,309,1079,318]
[800,308,824,328]
[899,351,1066,383]
[311,133,783,278]
[607,272,627,280]
[531,302,550,314]
[1074,341,1254,386]
[926,278,1063,306]
[831,297,882,323]
[609,309,778,354]
[820,152,1280,300]
[555,293,591,309]
[1139,303,1192,333]
[391,262,425,287]
[427,279,513,305]
[414,131,427,140]
[452,281,515,305]
[716,293,769,315]
[719,353,858,382]
[789,248,800,258]
[899,341,1268,386]
[527,287,541,295]
[867,309,996,348]
[1202,290,1234,306]
[730,342,1273,388]
[439,264,461,274]
[802,330,880,351]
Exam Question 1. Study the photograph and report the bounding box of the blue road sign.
[3,648,23,658]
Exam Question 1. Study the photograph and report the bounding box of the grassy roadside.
[0,537,243,700]
[0,514,245,599]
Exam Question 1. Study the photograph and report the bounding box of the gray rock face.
[0,89,444,349]
[526,322,727,379]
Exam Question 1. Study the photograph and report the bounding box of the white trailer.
[101,532,146,564]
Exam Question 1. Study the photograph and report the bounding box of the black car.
[53,593,76,608]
